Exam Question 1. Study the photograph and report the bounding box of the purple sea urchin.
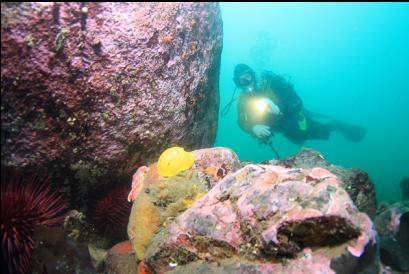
[87,183,131,236]
[1,174,67,274]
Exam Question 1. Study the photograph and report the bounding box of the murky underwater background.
[215,2,409,203]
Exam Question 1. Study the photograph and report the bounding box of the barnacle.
[162,34,173,45]
[190,18,197,29]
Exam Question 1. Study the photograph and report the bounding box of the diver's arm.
[290,88,303,113]
[269,74,303,115]
[278,83,303,115]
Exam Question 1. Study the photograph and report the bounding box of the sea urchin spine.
[88,183,132,236]
[1,174,67,274]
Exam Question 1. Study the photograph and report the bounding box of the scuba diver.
[225,64,367,150]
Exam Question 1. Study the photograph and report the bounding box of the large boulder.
[143,164,379,274]
[270,148,377,219]
[375,201,409,272]
[1,3,222,199]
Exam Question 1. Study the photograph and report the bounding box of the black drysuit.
[237,73,331,145]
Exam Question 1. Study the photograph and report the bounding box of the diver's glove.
[252,124,271,139]
[262,98,281,115]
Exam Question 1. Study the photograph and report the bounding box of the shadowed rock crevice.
[270,216,361,258]
[278,216,360,247]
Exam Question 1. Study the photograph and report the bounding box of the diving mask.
[242,85,254,93]
[235,72,254,89]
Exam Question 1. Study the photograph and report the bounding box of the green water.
[215,3,409,203]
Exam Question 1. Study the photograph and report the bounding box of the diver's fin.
[326,120,367,142]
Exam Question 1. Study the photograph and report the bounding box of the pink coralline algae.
[191,147,241,188]
[347,213,377,257]
[127,166,149,202]
[1,2,223,204]
[387,208,403,234]
[143,163,379,273]
[274,148,377,219]
[375,203,409,272]
[307,167,334,180]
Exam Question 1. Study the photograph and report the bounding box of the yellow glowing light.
[255,99,267,114]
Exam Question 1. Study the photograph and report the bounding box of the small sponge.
[157,147,195,177]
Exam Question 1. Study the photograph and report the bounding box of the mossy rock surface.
[128,166,209,261]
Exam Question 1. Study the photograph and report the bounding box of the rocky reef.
[127,147,241,262]
[1,2,222,203]
[118,147,380,274]
[269,148,377,219]
[375,201,409,272]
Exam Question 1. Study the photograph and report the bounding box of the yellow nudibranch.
[157,146,195,177]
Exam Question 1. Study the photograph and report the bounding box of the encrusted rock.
[1,2,222,202]
[143,164,379,273]
[127,147,241,262]
[105,241,137,274]
[375,201,409,272]
[192,147,241,188]
[273,148,377,218]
